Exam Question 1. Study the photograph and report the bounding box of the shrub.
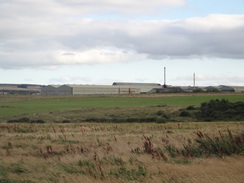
[200,99,244,121]
[186,106,196,110]
[180,111,190,117]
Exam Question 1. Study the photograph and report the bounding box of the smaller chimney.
[193,73,195,89]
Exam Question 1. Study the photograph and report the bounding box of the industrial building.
[41,82,244,95]
[40,66,244,95]
[41,85,60,95]
[41,84,142,95]
[112,82,161,94]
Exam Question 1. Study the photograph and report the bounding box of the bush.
[199,99,244,121]
[186,106,196,110]
[180,111,190,117]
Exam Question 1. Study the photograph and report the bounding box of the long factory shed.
[41,84,142,95]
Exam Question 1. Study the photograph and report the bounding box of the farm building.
[41,84,141,95]
[112,82,161,94]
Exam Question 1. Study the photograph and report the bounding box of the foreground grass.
[0,122,243,183]
[0,93,243,117]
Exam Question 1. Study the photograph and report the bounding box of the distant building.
[151,87,183,93]
[218,85,235,92]
[41,83,244,95]
[41,84,141,95]
[113,82,161,94]
[41,85,60,95]
[226,86,244,93]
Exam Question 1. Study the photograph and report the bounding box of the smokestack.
[163,67,167,88]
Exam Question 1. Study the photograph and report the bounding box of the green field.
[0,94,243,183]
[1,94,244,116]
[0,93,243,119]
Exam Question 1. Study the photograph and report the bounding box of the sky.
[0,0,244,86]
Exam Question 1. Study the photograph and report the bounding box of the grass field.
[0,93,244,117]
[0,93,244,182]
[0,122,243,183]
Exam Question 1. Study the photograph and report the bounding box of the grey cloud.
[57,16,244,59]
[0,0,244,69]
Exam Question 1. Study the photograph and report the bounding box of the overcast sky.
[1,0,244,86]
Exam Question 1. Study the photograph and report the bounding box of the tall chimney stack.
[163,67,167,88]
